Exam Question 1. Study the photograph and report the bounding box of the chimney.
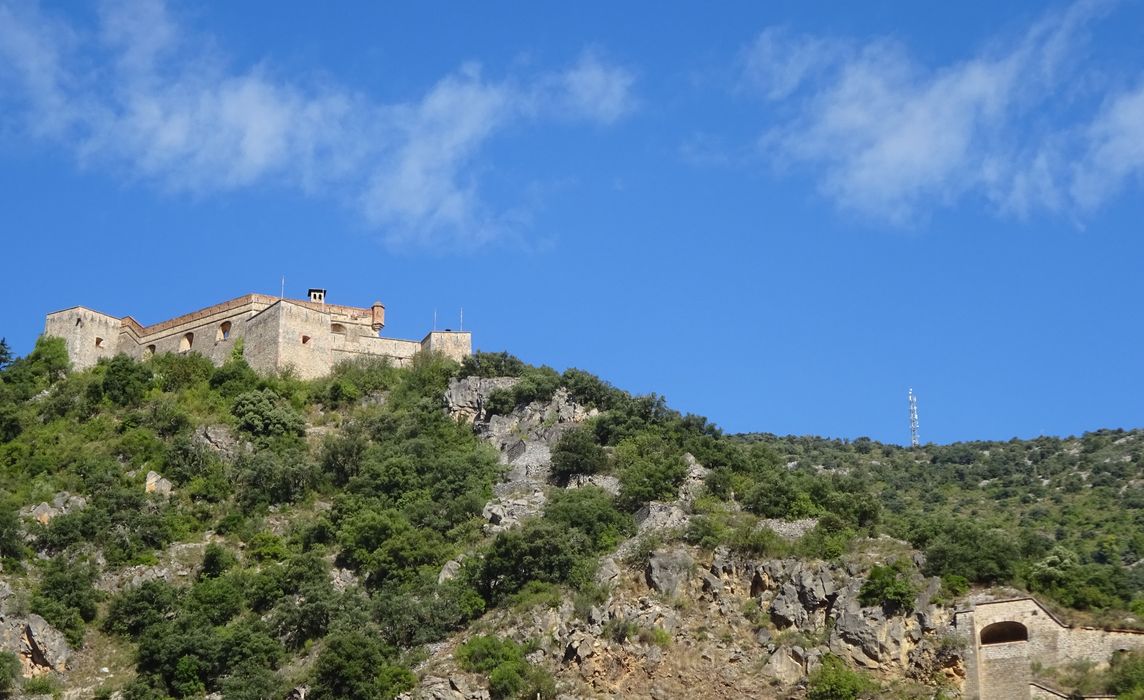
[307,288,326,304]
[371,301,385,333]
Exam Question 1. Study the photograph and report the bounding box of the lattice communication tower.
[908,388,919,447]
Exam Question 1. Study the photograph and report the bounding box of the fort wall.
[955,597,1144,699]
[44,292,469,378]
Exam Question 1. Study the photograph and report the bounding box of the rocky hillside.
[0,341,1141,699]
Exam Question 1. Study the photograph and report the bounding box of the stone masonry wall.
[44,308,122,370]
[957,598,1144,699]
[45,294,471,378]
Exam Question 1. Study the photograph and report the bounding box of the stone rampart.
[44,292,469,377]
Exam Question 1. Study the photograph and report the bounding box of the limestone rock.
[145,470,173,496]
[645,548,693,596]
[596,556,621,589]
[0,613,72,674]
[565,473,621,496]
[677,453,711,506]
[192,424,243,462]
[761,646,805,684]
[438,558,463,585]
[482,490,547,535]
[634,502,690,535]
[21,491,87,525]
[444,377,519,424]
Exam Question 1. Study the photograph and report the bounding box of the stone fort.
[955,596,1144,699]
[44,289,471,379]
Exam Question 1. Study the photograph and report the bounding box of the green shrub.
[550,427,608,484]
[858,563,917,613]
[199,543,237,579]
[104,580,179,636]
[458,351,526,379]
[101,355,154,407]
[311,630,405,700]
[149,352,215,392]
[0,651,19,698]
[614,435,687,511]
[210,359,260,398]
[231,389,305,439]
[807,655,877,700]
[542,486,633,553]
[31,556,101,647]
[456,636,554,700]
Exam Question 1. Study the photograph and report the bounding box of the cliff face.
[410,378,968,699]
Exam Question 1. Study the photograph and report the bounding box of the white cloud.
[0,0,636,248]
[740,27,842,100]
[1071,83,1144,209]
[550,51,637,124]
[743,0,1132,224]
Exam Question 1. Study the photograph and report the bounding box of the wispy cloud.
[740,0,1139,224]
[0,0,636,248]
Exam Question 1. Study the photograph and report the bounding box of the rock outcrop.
[0,613,72,676]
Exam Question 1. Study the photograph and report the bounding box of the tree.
[0,338,11,372]
[550,427,608,484]
[102,355,153,406]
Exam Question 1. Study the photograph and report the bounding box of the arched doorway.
[980,621,1028,645]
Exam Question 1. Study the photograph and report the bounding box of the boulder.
[645,548,693,597]
[0,613,72,673]
[438,558,463,585]
[193,424,243,462]
[634,502,690,534]
[761,646,805,684]
[565,474,621,496]
[145,470,173,496]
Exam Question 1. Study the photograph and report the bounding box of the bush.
[456,636,555,700]
[149,352,215,392]
[210,359,260,398]
[614,435,687,511]
[807,655,876,700]
[921,520,1018,585]
[311,630,408,699]
[550,427,608,484]
[231,389,305,439]
[458,351,526,379]
[542,486,633,553]
[101,355,154,407]
[485,366,561,414]
[31,556,101,647]
[858,563,917,613]
[104,580,179,637]
[478,520,593,604]
[0,651,19,699]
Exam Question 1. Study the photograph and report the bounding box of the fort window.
[301,335,311,345]
[331,323,347,335]
[144,345,156,359]
[179,332,194,353]
[980,621,1028,645]
[217,321,232,341]
[75,317,83,328]
[94,337,104,348]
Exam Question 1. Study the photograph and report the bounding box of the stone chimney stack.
[371,301,385,333]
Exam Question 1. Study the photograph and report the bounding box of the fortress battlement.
[44,289,470,379]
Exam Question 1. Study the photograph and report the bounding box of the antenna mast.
[908,388,920,447]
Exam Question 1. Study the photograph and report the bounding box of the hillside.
[0,338,1141,699]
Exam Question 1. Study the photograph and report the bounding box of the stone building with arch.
[44,290,471,379]
[954,597,1144,698]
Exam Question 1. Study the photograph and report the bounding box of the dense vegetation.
[0,340,1141,698]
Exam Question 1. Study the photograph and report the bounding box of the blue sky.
[2,0,1143,444]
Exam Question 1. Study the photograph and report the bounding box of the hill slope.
[0,340,1141,699]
